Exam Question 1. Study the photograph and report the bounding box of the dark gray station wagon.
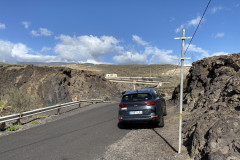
[118,88,166,127]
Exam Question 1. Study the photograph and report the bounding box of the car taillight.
[147,101,157,106]
[152,115,159,119]
[119,104,126,108]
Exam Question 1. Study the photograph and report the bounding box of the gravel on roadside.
[98,102,193,160]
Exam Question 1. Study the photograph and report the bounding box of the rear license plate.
[129,111,143,115]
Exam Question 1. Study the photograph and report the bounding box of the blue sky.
[0,0,239,65]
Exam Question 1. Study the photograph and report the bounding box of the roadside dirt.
[99,101,193,160]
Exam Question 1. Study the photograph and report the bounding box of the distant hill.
[0,62,10,66]
[64,63,190,87]
[64,63,189,77]
[18,62,72,66]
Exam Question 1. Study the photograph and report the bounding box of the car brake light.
[147,101,157,106]
[119,104,126,108]
[152,115,159,119]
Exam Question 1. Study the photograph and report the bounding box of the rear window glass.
[122,93,152,102]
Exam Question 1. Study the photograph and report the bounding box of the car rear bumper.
[119,115,158,123]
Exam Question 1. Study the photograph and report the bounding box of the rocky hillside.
[172,53,240,159]
[0,65,120,115]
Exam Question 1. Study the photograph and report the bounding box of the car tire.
[156,114,164,128]
[161,100,167,116]
[163,101,167,116]
[118,121,126,129]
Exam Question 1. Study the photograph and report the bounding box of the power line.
[164,0,212,83]
[184,0,212,56]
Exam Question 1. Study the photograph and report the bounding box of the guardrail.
[0,99,107,124]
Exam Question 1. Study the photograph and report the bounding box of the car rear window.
[122,93,152,102]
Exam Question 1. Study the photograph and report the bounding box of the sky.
[0,0,240,65]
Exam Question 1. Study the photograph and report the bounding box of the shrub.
[7,125,22,131]
[30,120,38,124]
[0,101,4,108]
[0,87,43,114]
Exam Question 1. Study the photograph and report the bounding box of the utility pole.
[150,67,152,77]
[133,80,136,90]
[174,29,191,154]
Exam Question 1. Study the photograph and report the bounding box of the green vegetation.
[0,101,5,108]
[0,88,43,114]
[49,115,56,118]
[30,120,39,124]
[7,125,22,131]
[38,115,56,118]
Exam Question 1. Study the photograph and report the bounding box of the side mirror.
[121,91,126,95]
[161,94,166,97]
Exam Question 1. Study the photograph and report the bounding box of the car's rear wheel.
[118,121,126,129]
[156,107,164,128]
[160,100,167,116]
[156,115,164,127]
[163,100,167,116]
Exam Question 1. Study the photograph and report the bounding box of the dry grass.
[6,65,27,71]
[0,88,43,116]
[64,64,190,77]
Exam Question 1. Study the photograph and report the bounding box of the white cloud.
[0,23,6,29]
[0,34,187,65]
[0,40,60,64]
[132,35,148,46]
[175,16,202,33]
[211,6,223,14]
[21,21,31,29]
[30,30,40,36]
[175,25,184,33]
[214,32,225,38]
[211,51,228,56]
[31,28,53,37]
[188,16,201,26]
[186,44,229,60]
[113,51,147,64]
[187,44,209,57]
[54,35,123,62]
[144,47,177,64]
[40,46,52,53]
[78,59,110,64]
[114,35,177,64]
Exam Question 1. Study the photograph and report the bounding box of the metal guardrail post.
[17,113,22,125]
[0,99,105,124]
[57,105,61,115]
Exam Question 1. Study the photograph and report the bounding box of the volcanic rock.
[172,53,240,159]
[0,65,120,115]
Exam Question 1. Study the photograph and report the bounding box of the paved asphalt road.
[0,103,129,160]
